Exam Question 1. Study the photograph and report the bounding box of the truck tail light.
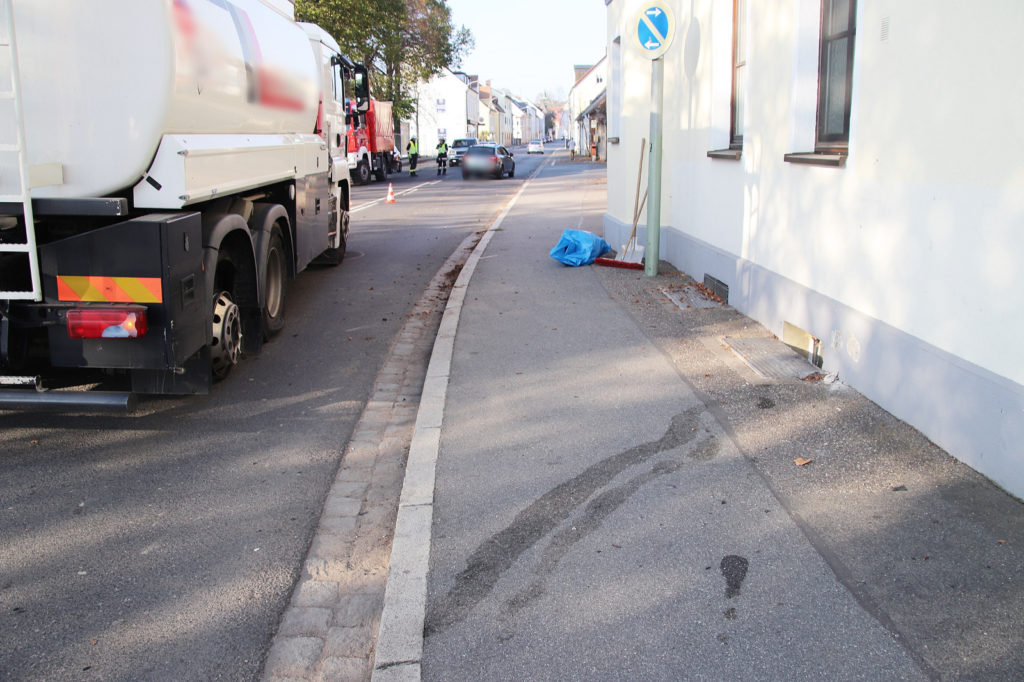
[67,307,148,339]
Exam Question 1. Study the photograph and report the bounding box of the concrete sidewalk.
[377,154,1024,681]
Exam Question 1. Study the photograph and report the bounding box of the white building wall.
[490,91,513,146]
[511,101,525,145]
[458,76,480,138]
[409,69,472,151]
[478,101,493,141]
[536,108,546,141]
[568,57,607,154]
[605,0,1024,498]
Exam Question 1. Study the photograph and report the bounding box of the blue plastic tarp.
[549,229,611,267]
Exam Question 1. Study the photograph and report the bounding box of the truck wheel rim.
[265,245,284,319]
[211,291,242,375]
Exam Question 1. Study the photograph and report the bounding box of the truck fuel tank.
[3,0,320,202]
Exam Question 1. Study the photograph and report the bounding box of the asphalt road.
[0,146,547,681]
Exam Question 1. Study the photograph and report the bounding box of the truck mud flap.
[130,346,211,395]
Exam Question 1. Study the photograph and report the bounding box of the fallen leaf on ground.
[998,539,1007,545]
[793,457,814,466]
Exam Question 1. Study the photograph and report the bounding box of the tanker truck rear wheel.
[211,289,242,380]
[261,228,287,337]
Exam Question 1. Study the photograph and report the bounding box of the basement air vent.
[783,321,823,368]
[703,274,729,304]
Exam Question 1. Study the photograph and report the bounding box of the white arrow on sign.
[640,13,667,47]
[636,2,674,60]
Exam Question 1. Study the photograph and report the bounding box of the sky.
[444,0,607,102]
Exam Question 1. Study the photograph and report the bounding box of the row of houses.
[594,0,1024,499]
[403,69,546,151]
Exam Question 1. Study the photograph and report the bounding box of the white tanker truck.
[0,0,370,408]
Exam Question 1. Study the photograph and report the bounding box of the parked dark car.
[461,144,516,179]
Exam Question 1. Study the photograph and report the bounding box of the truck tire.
[373,156,387,182]
[261,228,287,337]
[315,209,348,266]
[356,159,371,185]
[203,215,259,380]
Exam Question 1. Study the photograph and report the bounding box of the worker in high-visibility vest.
[436,138,449,176]
[407,137,419,176]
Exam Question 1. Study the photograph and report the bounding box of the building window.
[730,0,746,149]
[817,0,856,148]
[437,98,446,113]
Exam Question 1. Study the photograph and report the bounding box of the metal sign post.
[635,2,674,277]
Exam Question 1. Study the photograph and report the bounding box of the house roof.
[577,89,607,120]
[573,64,594,84]
[572,55,606,88]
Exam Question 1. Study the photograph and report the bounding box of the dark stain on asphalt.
[536,438,720,578]
[425,408,709,637]
[721,555,749,598]
[756,397,774,409]
[501,579,545,619]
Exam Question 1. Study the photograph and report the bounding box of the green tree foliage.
[295,0,473,122]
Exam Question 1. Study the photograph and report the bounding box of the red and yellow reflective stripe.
[57,276,163,303]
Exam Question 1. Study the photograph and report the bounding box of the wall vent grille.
[703,274,729,304]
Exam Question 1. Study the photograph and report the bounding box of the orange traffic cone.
[385,183,396,203]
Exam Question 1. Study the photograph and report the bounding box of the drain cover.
[722,337,819,379]
[660,286,720,310]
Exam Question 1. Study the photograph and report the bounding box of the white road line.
[351,180,441,213]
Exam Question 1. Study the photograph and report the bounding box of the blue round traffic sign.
[636,2,675,59]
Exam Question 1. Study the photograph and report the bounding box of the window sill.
[707,148,742,160]
[783,151,846,167]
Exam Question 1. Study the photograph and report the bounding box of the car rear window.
[466,145,497,155]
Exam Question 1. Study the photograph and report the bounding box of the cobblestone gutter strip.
[260,230,483,682]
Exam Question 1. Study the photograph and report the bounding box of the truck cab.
[301,23,366,256]
[346,98,399,185]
